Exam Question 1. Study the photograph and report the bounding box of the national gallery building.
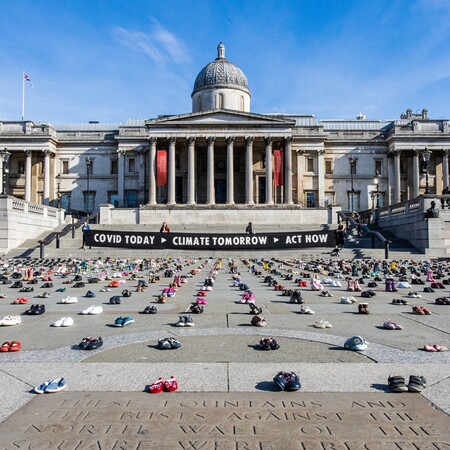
[1,43,450,217]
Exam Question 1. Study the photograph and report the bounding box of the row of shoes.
[78,336,103,350]
[52,317,74,327]
[114,316,134,327]
[0,315,22,326]
[1,340,21,352]
[147,376,178,393]
[388,375,426,393]
[273,371,301,391]
[34,378,66,394]
[158,337,181,350]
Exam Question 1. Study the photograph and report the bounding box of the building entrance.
[215,179,226,204]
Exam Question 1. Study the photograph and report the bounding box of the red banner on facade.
[156,150,167,186]
[273,149,284,187]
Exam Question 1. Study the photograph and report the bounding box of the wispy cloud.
[112,18,190,66]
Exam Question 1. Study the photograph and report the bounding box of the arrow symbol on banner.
[273,237,279,243]
[161,238,166,243]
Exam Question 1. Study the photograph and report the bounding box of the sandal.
[388,375,408,392]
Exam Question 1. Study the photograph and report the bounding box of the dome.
[192,43,250,97]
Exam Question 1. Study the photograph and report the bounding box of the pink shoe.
[164,376,178,392]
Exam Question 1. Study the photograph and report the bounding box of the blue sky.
[1,0,450,123]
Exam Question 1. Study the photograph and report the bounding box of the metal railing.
[38,211,99,258]
[337,211,391,259]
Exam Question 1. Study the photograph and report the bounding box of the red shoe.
[13,297,27,304]
[0,341,11,352]
[147,378,164,394]
[197,291,206,296]
[164,376,178,392]
[9,341,21,352]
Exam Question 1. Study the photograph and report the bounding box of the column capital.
[24,149,32,156]
[284,136,293,144]
[207,136,216,144]
[264,137,273,145]
[412,148,421,156]
[187,136,196,145]
[317,149,325,156]
[168,136,177,144]
[135,146,148,154]
[226,136,235,144]
[149,137,157,144]
[117,149,126,157]
[245,136,254,145]
[42,149,54,157]
[442,149,449,157]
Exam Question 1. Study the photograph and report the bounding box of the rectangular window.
[111,160,118,175]
[307,157,314,172]
[128,158,136,173]
[350,160,357,175]
[125,190,138,207]
[324,191,335,207]
[86,160,94,175]
[62,160,69,174]
[375,160,382,175]
[18,160,25,175]
[108,191,119,207]
[325,160,333,175]
[348,191,360,211]
[306,192,316,207]
[84,191,95,213]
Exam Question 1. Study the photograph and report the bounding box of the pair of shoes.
[314,319,332,329]
[319,291,333,297]
[41,283,53,289]
[341,296,357,304]
[34,378,66,394]
[196,298,208,305]
[424,344,448,352]
[19,287,34,292]
[114,316,134,327]
[146,376,178,394]
[78,336,103,350]
[344,335,368,351]
[122,289,132,297]
[423,287,435,293]
[391,299,408,305]
[259,337,279,350]
[100,287,111,292]
[84,290,96,298]
[388,375,426,393]
[273,371,301,391]
[412,305,432,315]
[59,296,78,304]
[55,287,66,293]
[109,296,121,304]
[299,305,315,314]
[158,337,181,350]
[361,290,376,298]
[408,291,421,298]
[13,297,28,304]
[435,297,450,305]
[0,340,21,352]
[37,292,51,298]
[143,306,157,314]
[80,305,103,315]
[249,303,263,315]
[358,303,370,314]
[383,319,403,330]
[24,305,45,315]
[175,315,194,327]
[52,317,74,327]
[190,304,204,314]
[73,282,85,288]
[251,315,267,327]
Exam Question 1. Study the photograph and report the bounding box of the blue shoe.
[44,378,66,393]
[85,290,96,298]
[122,316,134,326]
[344,336,367,351]
[114,316,124,327]
[34,380,51,394]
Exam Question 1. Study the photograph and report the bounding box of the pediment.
[146,109,295,128]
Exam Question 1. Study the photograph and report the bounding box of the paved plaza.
[0,253,449,448]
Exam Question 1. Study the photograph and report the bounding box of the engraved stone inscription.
[0,393,449,450]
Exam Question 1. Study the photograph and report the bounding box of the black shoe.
[273,371,290,390]
[110,296,121,304]
[32,305,45,315]
[78,337,92,350]
[286,372,301,391]
[86,337,103,350]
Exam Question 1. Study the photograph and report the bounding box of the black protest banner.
[85,230,336,250]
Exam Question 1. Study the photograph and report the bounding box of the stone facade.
[0,46,450,217]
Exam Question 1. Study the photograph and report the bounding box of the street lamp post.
[1,148,11,195]
[56,173,62,208]
[422,147,432,194]
[85,157,93,215]
[374,171,380,208]
[348,156,357,212]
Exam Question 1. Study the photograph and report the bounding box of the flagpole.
[22,70,25,121]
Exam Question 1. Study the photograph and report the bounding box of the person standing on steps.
[81,221,91,249]
[245,222,254,235]
[160,222,171,233]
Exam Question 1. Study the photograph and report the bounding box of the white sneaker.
[1,315,21,326]
[81,305,95,315]
[100,288,111,292]
[88,306,103,315]
[61,317,74,326]
[60,296,78,304]
[341,297,352,304]
[52,317,66,327]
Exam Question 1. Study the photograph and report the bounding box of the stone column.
[317,149,325,207]
[442,149,449,189]
[167,137,176,205]
[284,137,293,204]
[137,148,147,205]
[117,149,125,207]
[187,137,196,205]
[226,136,235,204]
[245,137,254,205]
[265,137,274,204]
[207,137,215,205]
[148,137,157,205]
[42,149,51,205]
[393,150,401,203]
[412,149,420,198]
[24,150,32,202]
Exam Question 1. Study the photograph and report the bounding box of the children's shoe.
[407,375,426,392]
[273,371,290,390]
[147,378,164,394]
[388,375,408,393]
[44,378,66,393]
[185,315,194,327]
[344,335,367,351]
[286,372,301,391]
[122,316,134,326]
[164,376,179,392]
[175,316,186,327]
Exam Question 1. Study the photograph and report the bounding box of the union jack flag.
[23,71,33,87]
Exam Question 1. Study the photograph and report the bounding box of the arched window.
[217,93,224,109]
[239,95,244,111]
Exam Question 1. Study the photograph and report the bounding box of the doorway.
[215,179,226,204]
[258,176,266,204]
